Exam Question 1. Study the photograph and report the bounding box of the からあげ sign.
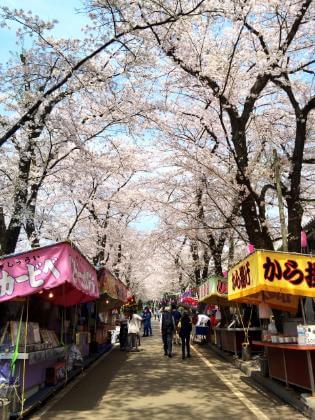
[228,250,315,306]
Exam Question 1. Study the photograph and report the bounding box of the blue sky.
[131,213,160,232]
[0,0,88,62]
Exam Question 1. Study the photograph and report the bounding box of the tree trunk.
[287,118,306,252]
[233,129,274,250]
[125,263,132,288]
[25,183,40,248]
[190,241,201,286]
[273,149,288,251]
[1,138,35,255]
[113,243,122,278]
[93,233,109,266]
[202,246,210,280]
[0,207,6,253]
[228,234,234,269]
[207,234,225,277]
[212,250,223,277]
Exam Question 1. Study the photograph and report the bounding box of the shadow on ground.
[32,323,305,420]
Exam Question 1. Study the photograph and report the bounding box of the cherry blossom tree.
[96,0,313,252]
[0,1,314,300]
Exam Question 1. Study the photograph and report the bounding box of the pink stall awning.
[0,241,99,306]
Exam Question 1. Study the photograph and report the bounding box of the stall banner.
[228,250,315,308]
[199,277,228,301]
[116,280,128,303]
[0,242,99,305]
[98,269,118,299]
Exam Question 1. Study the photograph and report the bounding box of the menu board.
[40,329,59,347]
[32,324,41,343]
[10,321,42,345]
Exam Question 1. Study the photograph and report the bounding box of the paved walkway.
[31,322,305,420]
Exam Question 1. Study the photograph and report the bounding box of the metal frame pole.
[300,296,315,396]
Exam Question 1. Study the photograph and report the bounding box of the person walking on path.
[157,308,161,321]
[160,306,175,357]
[191,310,198,342]
[127,310,143,351]
[172,306,181,345]
[148,308,153,336]
[179,310,192,360]
[119,311,129,351]
[142,307,152,337]
[172,306,181,326]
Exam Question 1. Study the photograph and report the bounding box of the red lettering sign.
[217,280,228,294]
[232,261,251,290]
[263,257,315,288]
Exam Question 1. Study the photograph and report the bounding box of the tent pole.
[20,297,29,417]
[301,296,306,324]
[300,296,315,397]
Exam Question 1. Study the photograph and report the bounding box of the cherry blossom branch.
[0,1,207,147]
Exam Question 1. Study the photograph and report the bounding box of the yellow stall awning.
[228,250,315,312]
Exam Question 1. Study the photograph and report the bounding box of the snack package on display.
[258,303,272,319]
[268,319,277,335]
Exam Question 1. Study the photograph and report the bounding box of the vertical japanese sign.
[228,250,315,301]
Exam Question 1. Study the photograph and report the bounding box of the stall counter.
[215,328,262,356]
[253,341,315,391]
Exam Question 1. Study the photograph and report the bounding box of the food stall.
[199,276,261,354]
[199,276,227,344]
[0,241,99,416]
[96,268,129,347]
[228,249,315,394]
[199,277,229,308]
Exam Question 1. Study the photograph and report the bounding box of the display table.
[96,324,112,344]
[253,341,315,390]
[0,347,65,363]
[0,347,66,399]
[215,328,262,356]
[76,332,90,358]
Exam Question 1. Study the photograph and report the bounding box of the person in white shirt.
[128,311,143,351]
[196,314,210,326]
[194,313,211,342]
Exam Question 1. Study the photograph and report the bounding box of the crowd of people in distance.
[119,306,154,352]
[118,304,217,360]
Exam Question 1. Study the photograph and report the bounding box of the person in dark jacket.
[119,311,129,351]
[179,311,192,359]
[160,306,175,357]
[142,307,152,337]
